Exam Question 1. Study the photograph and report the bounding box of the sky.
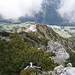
[57,0,75,22]
[0,0,75,21]
[0,0,43,19]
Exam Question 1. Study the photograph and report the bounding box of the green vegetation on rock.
[0,35,57,75]
[20,68,42,75]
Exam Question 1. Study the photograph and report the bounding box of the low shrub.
[20,68,42,75]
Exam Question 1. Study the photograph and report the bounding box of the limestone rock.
[46,41,69,64]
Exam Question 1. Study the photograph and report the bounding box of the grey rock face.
[54,65,64,75]
[54,63,75,75]
[0,36,10,41]
[46,41,69,64]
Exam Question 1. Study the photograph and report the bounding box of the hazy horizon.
[0,0,75,22]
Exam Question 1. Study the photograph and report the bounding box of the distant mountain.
[19,0,74,25]
[19,0,64,25]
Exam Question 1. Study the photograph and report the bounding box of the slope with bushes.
[0,24,75,75]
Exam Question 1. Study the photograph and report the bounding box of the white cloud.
[0,0,43,19]
[57,0,75,21]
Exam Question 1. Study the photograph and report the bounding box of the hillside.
[50,25,75,39]
[0,24,75,75]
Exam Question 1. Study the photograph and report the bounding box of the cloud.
[0,0,43,19]
[57,0,75,21]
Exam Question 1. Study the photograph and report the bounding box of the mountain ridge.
[0,24,75,75]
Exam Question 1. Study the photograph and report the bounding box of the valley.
[49,25,75,39]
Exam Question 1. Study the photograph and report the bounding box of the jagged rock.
[46,41,69,64]
[54,63,75,75]
[54,65,64,75]
[24,62,41,70]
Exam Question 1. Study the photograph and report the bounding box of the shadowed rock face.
[46,41,69,64]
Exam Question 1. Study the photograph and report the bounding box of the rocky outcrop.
[46,41,69,64]
[54,63,75,75]
[0,36,10,41]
